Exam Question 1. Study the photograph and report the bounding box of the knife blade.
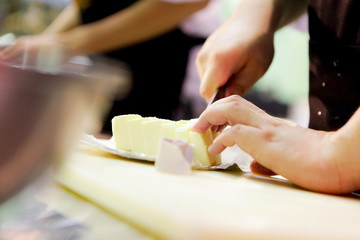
[207,84,227,108]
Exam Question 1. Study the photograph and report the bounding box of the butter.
[160,120,176,140]
[175,119,220,166]
[189,129,221,166]
[142,119,163,157]
[175,121,191,143]
[127,117,155,154]
[112,114,141,151]
[112,115,221,167]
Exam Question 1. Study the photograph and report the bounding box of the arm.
[42,2,81,34]
[192,95,360,194]
[272,0,308,30]
[0,0,209,61]
[58,0,209,54]
[0,2,81,61]
[196,0,307,101]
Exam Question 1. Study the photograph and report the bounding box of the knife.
[207,84,227,108]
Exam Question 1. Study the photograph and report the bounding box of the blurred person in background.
[0,0,64,36]
[193,0,360,194]
[0,0,212,134]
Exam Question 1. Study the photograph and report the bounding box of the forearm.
[43,3,81,34]
[330,108,360,191]
[230,0,307,35]
[270,108,360,194]
[58,0,209,54]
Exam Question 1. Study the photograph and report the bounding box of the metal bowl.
[0,52,129,202]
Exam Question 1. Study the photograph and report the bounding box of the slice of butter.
[160,120,176,140]
[189,129,221,167]
[112,114,141,151]
[175,121,192,143]
[127,117,155,154]
[142,119,163,157]
[175,119,220,166]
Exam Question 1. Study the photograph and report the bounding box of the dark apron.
[308,0,360,131]
[76,0,204,133]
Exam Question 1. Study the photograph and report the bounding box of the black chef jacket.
[308,0,360,131]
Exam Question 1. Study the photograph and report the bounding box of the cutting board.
[56,148,360,240]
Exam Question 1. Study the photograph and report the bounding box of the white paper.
[80,134,252,172]
[155,138,193,175]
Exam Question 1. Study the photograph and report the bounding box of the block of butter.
[111,115,221,167]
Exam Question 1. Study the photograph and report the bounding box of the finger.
[210,94,264,116]
[192,95,268,133]
[0,46,14,60]
[192,96,247,132]
[199,56,234,102]
[208,124,263,155]
[196,48,207,80]
[199,67,224,102]
[0,46,22,61]
[192,118,213,133]
[211,123,227,133]
[250,160,277,176]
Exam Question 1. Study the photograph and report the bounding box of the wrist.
[56,29,90,56]
[230,0,278,35]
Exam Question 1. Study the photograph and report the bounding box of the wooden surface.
[55,148,360,240]
[37,182,150,240]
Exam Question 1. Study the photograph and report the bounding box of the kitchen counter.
[36,147,360,240]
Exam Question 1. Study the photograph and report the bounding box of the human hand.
[196,13,275,102]
[0,35,76,65]
[192,95,360,194]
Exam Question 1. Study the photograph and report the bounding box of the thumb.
[199,63,231,102]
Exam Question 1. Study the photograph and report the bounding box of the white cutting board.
[56,148,360,240]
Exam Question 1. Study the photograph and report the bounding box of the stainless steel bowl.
[0,53,129,202]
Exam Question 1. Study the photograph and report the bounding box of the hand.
[0,35,76,65]
[196,11,275,102]
[192,95,360,194]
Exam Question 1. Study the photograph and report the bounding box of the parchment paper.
[80,134,252,172]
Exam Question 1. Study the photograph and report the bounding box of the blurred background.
[1,0,309,127]
[0,0,68,36]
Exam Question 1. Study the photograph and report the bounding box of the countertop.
[29,147,360,240]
